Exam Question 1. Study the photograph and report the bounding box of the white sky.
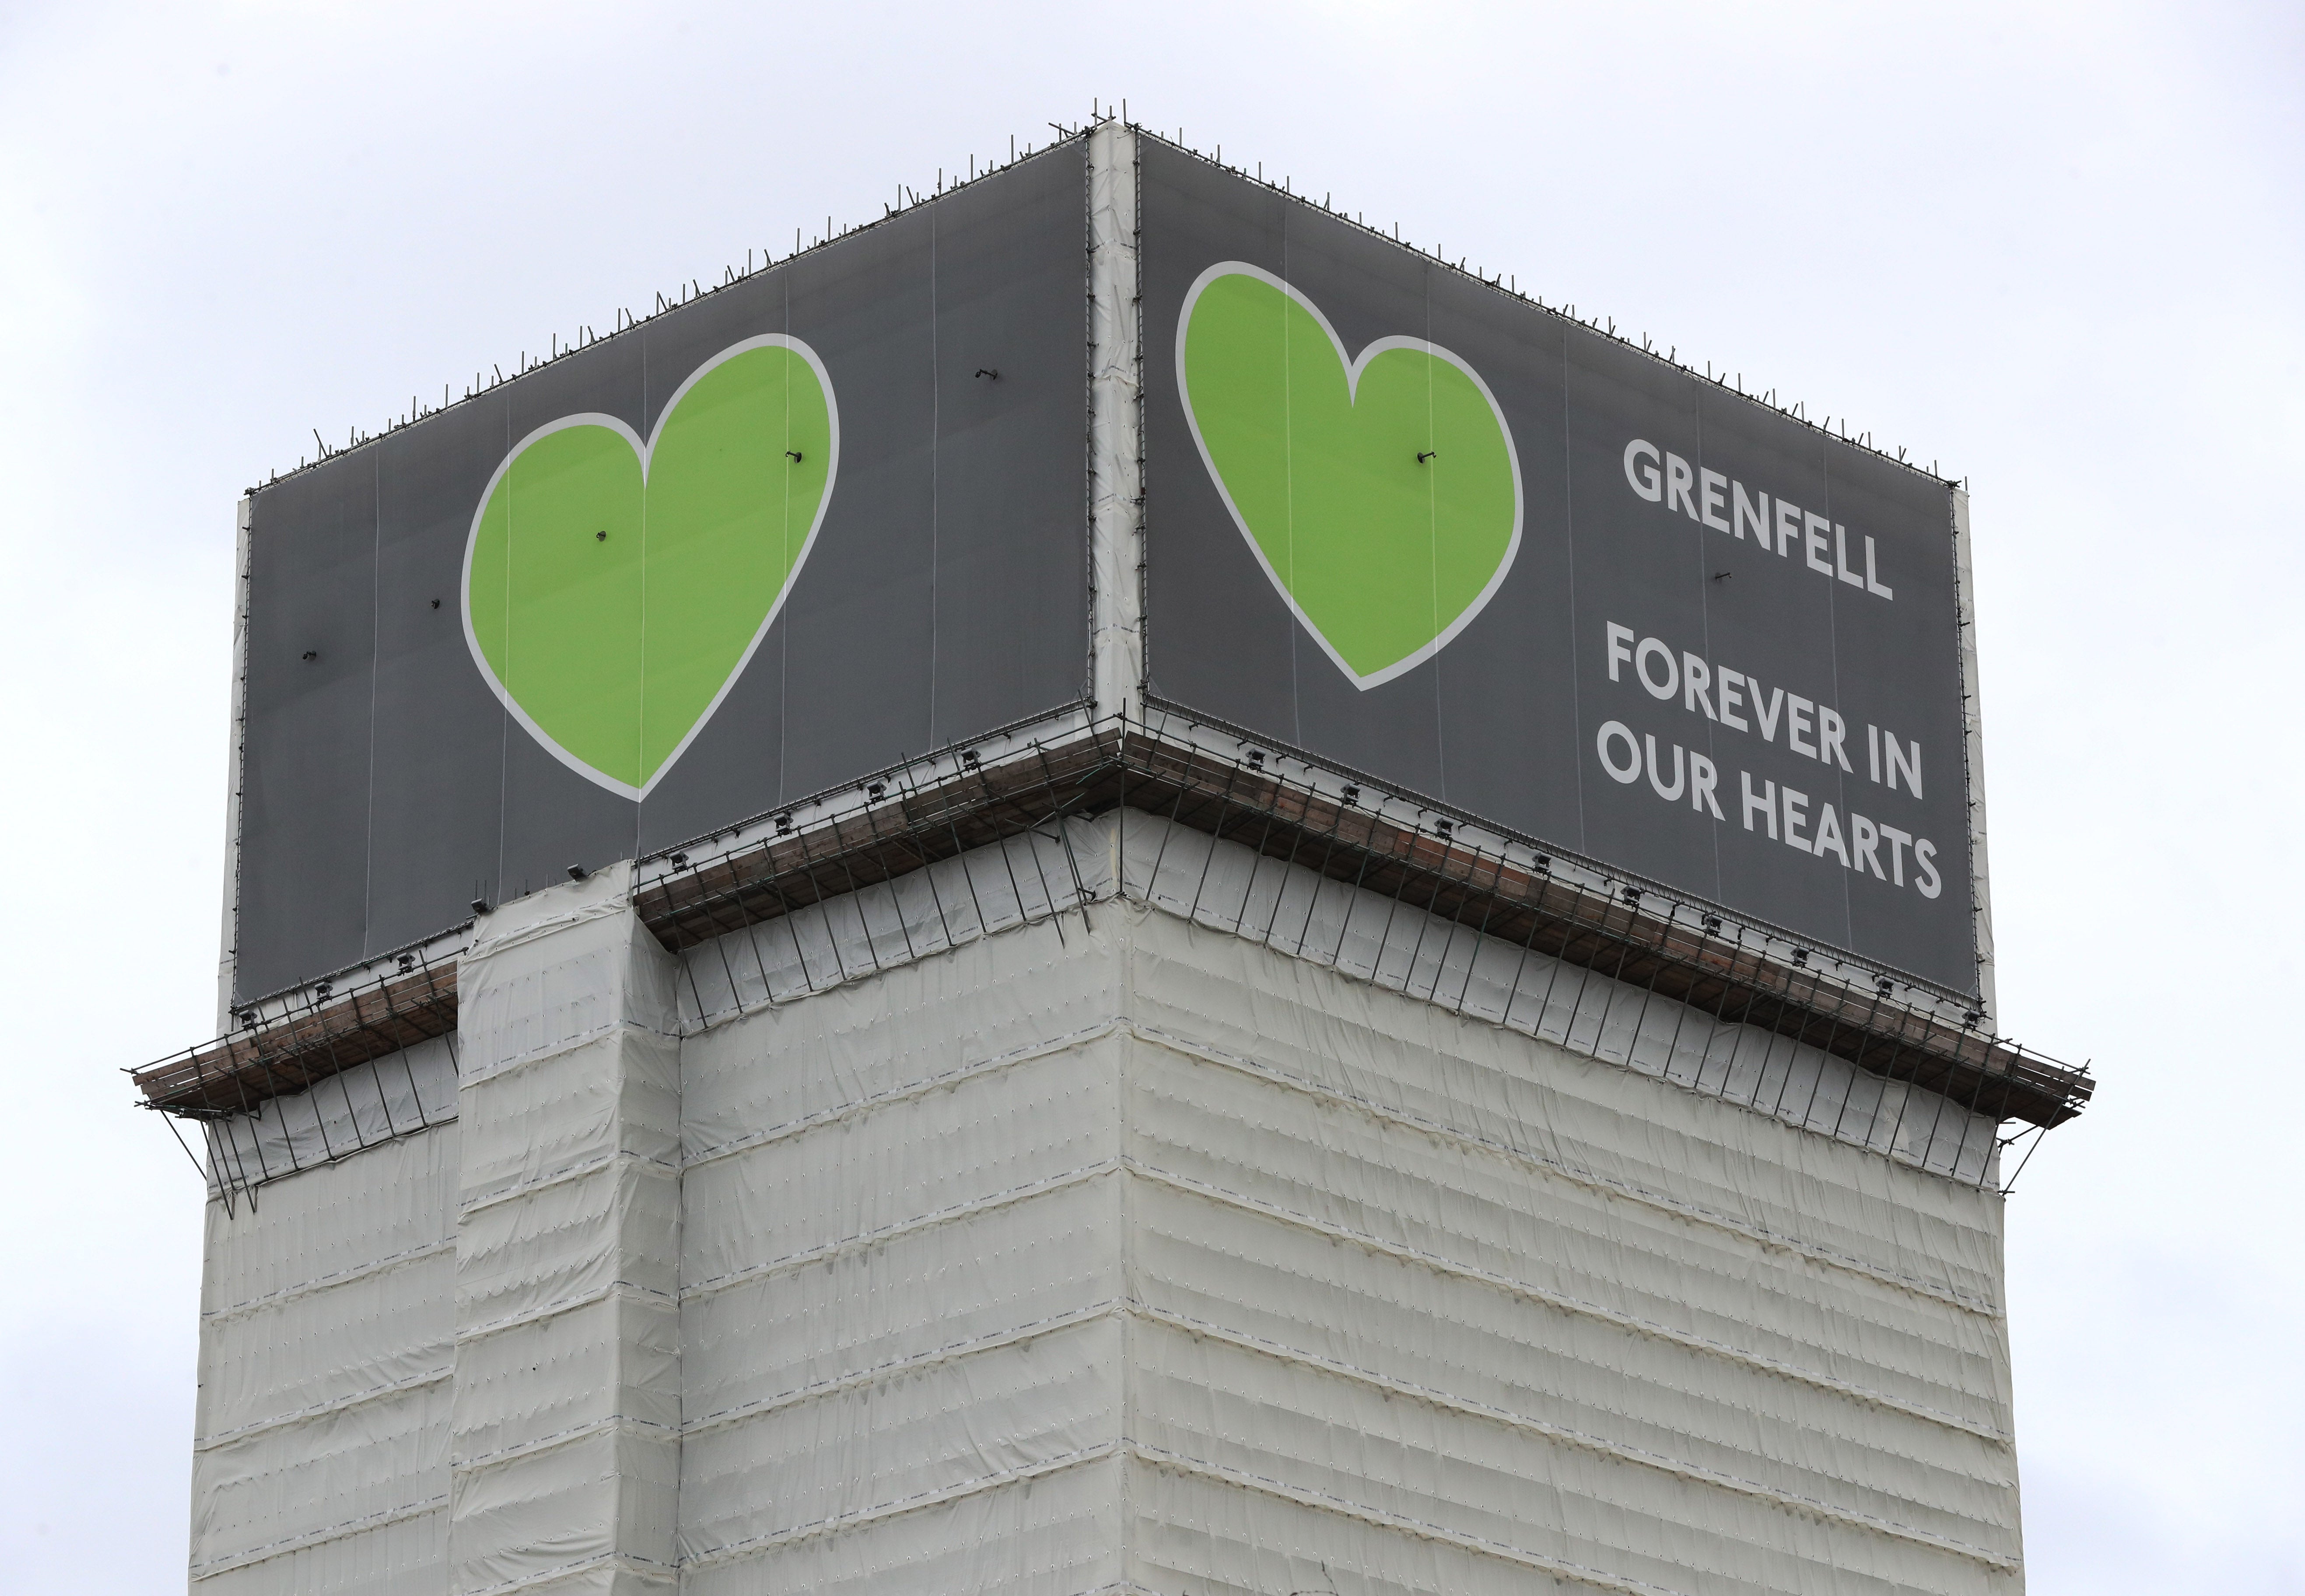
[1,3,2298,1590]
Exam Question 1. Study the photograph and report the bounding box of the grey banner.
[234,144,1088,1003]
[1139,142,1977,994]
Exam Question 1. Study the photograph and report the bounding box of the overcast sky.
[2,3,2298,1591]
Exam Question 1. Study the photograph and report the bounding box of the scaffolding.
[133,707,2091,1195]
[131,948,460,1203]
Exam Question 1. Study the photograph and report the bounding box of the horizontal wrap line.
[455,1549,677,1596]
[456,1278,675,1346]
[677,1442,1120,1570]
[1133,1303,2016,1567]
[1131,1440,1695,1596]
[194,1365,451,1452]
[202,1238,452,1323]
[452,1413,677,1477]
[681,1160,1120,1303]
[456,1145,680,1220]
[668,1291,2011,1568]
[682,1301,1122,1439]
[680,1018,1124,1172]
[1131,1159,2012,1443]
[1129,1020,2004,1319]
[189,1496,446,1580]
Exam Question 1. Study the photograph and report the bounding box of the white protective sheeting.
[204,1036,459,1197]
[680,898,1130,1593]
[1108,809,2001,1187]
[193,810,2023,1595]
[1088,118,1145,720]
[672,811,2020,1596]
[675,825,1095,1029]
[192,1124,458,1596]
[1117,915,2018,1594]
[450,862,683,1596]
[679,808,1996,1186]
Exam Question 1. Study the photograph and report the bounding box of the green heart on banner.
[1177,263,1521,689]
[462,336,836,798]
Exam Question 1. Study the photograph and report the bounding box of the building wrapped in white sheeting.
[179,805,2041,1596]
[148,119,2091,1596]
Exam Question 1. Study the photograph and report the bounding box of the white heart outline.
[1176,261,1524,691]
[460,333,840,801]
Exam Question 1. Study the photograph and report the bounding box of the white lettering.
[1645,735,1685,801]
[1781,786,1812,850]
[1833,524,1864,588]
[1597,721,1642,784]
[1754,684,1785,743]
[1624,439,1662,501]
[1635,637,1678,700]
[1787,694,1816,759]
[1666,453,1698,519]
[1804,510,1833,575]
[1818,706,1853,772]
[1682,653,1716,719]
[1690,752,1725,819]
[1915,838,1942,899]
[1864,536,1893,599]
[1878,822,1913,886]
[1852,812,1886,879]
[1622,438,1890,601]
[1741,772,1777,838]
[1699,468,1731,532]
[1601,624,1874,792]
[1606,621,1635,682]
[1812,803,1852,868]
[1885,733,1923,799]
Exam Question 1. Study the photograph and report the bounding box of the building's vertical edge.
[216,494,253,1029]
[1951,486,1998,1021]
[450,864,683,1594]
[1115,886,1144,1589]
[1088,121,1145,728]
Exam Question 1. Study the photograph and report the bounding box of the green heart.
[1177,264,1521,688]
[462,336,836,798]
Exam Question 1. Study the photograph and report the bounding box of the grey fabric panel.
[1808,438,1970,968]
[365,394,522,933]
[919,154,1092,740]
[1137,140,1975,992]
[231,143,1089,1001]
[756,208,942,805]
[1136,159,1300,746]
[1561,327,1724,905]
[238,462,378,987]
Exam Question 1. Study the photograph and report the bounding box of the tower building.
[140,120,2091,1596]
